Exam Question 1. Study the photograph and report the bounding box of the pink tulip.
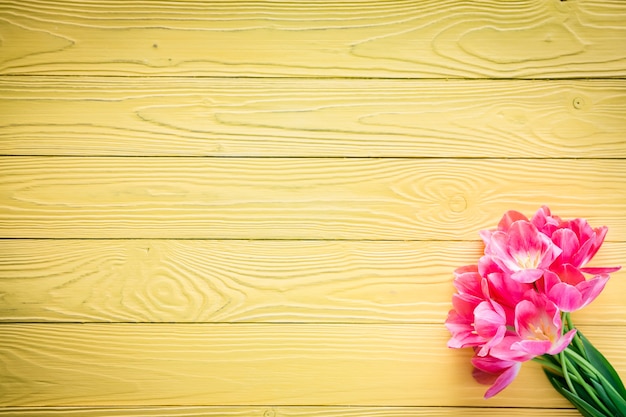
[446,293,484,349]
[446,271,508,353]
[447,206,621,401]
[483,220,561,283]
[482,270,533,324]
[446,266,486,349]
[528,206,621,311]
[511,292,576,357]
[472,354,522,399]
[532,206,620,274]
[497,209,529,232]
[473,298,508,356]
[471,337,529,398]
[530,205,563,236]
[549,219,619,273]
[541,268,610,312]
[452,265,483,299]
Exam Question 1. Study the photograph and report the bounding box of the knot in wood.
[448,194,468,213]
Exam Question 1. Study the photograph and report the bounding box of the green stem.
[565,348,608,385]
[535,356,592,387]
[558,312,577,393]
[532,356,564,376]
[566,348,626,395]
[564,312,585,354]
[563,312,572,331]
[561,348,577,393]
[562,350,614,416]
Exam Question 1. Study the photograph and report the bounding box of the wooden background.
[1,0,625,415]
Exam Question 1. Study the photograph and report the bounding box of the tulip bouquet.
[445,206,625,416]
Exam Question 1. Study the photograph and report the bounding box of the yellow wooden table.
[1,1,625,416]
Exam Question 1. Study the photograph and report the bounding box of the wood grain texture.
[2,323,624,407]
[2,77,625,157]
[0,0,625,78]
[1,0,625,414]
[1,157,624,240]
[0,406,588,417]
[0,240,623,324]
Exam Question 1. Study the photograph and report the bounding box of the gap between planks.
[0,406,586,417]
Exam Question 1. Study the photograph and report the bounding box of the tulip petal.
[555,263,586,286]
[478,255,503,277]
[445,310,483,349]
[474,301,505,338]
[551,228,579,265]
[508,221,539,253]
[512,268,544,283]
[514,298,539,328]
[576,274,610,310]
[488,231,518,271]
[453,265,483,297]
[484,362,522,399]
[548,282,583,312]
[571,231,597,267]
[547,329,577,355]
[451,293,479,317]
[472,353,515,375]
[541,270,560,291]
[480,229,493,246]
[512,339,553,356]
[471,353,523,397]
[498,210,528,231]
[488,335,535,362]
[545,273,610,312]
[581,266,621,274]
[531,205,561,235]
[486,271,533,309]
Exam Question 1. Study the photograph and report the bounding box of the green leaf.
[590,377,626,417]
[578,329,626,399]
[543,369,607,417]
[565,393,610,417]
[589,378,619,417]
[541,361,595,407]
[605,386,626,416]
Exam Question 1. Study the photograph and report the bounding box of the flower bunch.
[446,206,625,416]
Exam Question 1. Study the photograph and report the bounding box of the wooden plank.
[2,77,625,157]
[0,1,625,78]
[0,157,624,240]
[1,323,624,407]
[0,240,623,325]
[0,406,586,417]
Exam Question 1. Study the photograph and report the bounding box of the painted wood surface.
[1,157,624,240]
[1,0,625,415]
[1,323,625,407]
[0,240,624,325]
[0,0,625,78]
[1,78,624,157]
